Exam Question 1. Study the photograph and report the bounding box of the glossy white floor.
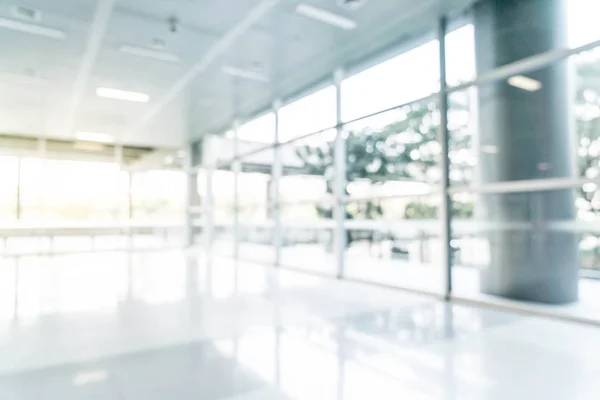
[230,241,600,322]
[1,250,600,399]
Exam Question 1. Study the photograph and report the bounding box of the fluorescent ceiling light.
[507,75,542,91]
[75,131,114,143]
[222,66,269,82]
[0,17,65,39]
[119,44,180,63]
[10,5,42,22]
[73,370,108,386]
[295,4,357,30]
[97,87,150,103]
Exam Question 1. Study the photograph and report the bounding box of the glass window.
[278,86,336,142]
[343,194,443,294]
[450,187,598,303]
[0,156,18,220]
[131,169,185,221]
[569,0,600,47]
[282,130,334,204]
[342,40,439,122]
[446,24,476,86]
[237,112,276,144]
[449,47,600,187]
[212,169,236,210]
[343,100,441,197]
[279,130,336,273]
[20,158,128,221]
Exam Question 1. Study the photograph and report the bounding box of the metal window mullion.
[333,69,346,279]
[15,157,21,220]
[126,170,133,250]
[114,144,123,220]
[233,121,241,259]
[438,16,452,298]
[127,171,133,220]
[448,176,600,195]
[205,164,214,251]
[272,100,282,265]
[185,143,197,247]
[38,137,47,220]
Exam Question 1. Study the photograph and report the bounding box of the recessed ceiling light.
[75,131,114,143]
[150,38,166,50]
[295,4,357,30]
[222,66,269,82]
[96,87,150,103]
[251,61,263,72]
[164,155,174,164]
[0,17,65,39]
[119,44,180,63]
[507,75,542,92]
[10,5,41,22]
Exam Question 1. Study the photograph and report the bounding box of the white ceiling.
[0,0,476,148]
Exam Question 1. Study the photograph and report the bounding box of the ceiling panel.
[0,0,476,149]
[192,0,477,135]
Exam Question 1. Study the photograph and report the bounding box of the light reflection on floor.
[0,250,600,399]
[217,241,600,321]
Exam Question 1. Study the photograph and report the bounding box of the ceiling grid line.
[63,0,116,136]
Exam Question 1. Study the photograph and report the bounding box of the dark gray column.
[474,0,578,303]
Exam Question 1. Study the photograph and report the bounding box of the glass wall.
[340,98,442,291]
[278,86,336,143]
[19,158,128,221]
[131,169,185,221]
[342,39,439,122]
[0,156,19,221]
[0,153,185,255]
[448,45,600,303]
[198,0,600,316]
[279,130,335,274]
[0,156,186,222]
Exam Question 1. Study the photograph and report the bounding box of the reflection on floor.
[228,241,600,321]
[1,250,600,399]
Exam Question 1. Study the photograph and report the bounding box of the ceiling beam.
[63,0,116,135]
[123,0,280,141]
